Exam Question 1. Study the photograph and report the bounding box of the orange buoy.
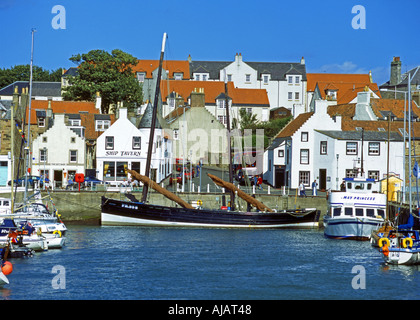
[2,261,13,275]
[382,245,389,257]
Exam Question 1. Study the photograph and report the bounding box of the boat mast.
[224,71,235,210]
[24,28,36,211]
[141,32,167,203]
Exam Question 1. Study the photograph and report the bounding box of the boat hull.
[383,248,420,265]
[323,216,384,240]
[101,197,320,229]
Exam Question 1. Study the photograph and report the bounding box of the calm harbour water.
[2,225,420,300]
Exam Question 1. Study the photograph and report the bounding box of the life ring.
[378,237,390,248]
[402,237,413,248]
[53,230,62,238]
[197,200,203,206]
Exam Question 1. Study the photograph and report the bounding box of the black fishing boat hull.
[101,196,320,228]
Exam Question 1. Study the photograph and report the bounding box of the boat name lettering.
[105,151,141,157]
[122,203,138,210]
[342,196,375,201]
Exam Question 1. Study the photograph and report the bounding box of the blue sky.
[0,0,419,85]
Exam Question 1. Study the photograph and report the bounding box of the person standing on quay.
[312,180,318,196]
[299,181,307,197]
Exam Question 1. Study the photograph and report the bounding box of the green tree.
[62,49,143,114]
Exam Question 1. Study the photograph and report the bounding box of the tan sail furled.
[128,169,194,209]
[207,173,273,212]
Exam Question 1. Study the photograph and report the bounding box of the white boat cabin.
[328,178,386,219]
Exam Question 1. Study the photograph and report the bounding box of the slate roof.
[0,81,62,97]
[190,61,231,79]
[138,102,168,129]
[316,130,403,141]
[247,62,307,81]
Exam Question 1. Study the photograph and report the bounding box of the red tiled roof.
[275,112,314,138]
[307,73,381,104]
[160,80,269,106]
[133,60,190,79]
[26,100,99,124]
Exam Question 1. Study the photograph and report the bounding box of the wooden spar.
[207,173,273,212]
[141,32,167,203]
[128,169,194,209]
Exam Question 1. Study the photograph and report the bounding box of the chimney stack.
[390,56,402,86]
[190,88,205,108]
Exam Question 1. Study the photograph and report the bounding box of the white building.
[266,92,406,191]
[313,130,404,191]
[265,100,341,189]
[190,54,307,111]
[31,113,85,188]
[96,108,172,185]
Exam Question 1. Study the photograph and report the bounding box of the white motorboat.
[323,178,386,240]
[378,229,420,265]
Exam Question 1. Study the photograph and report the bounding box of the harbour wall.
[34,191,328,224]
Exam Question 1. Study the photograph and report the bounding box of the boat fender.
[53,230,62,238]
[1,261,13,275]
[378,237,390,248]
[382,244,389,257]
[402,237,413,248]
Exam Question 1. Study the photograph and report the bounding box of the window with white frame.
[299,171,310,185]
[320,141,327,154]
[278,149,284,157]
[288,92,293,100]
[195,74,200,81]
[263,75,269,84]
[301,132,308,142]
[202,74,207,81]
[217,99,226,109]
[300,149,309,164]
[368,170,380,180]
[346,169,357,178]
[69,150,77,163]
[295,92,300,100]
[96,120,110,131]
[288,76,293,84]
[368,142,380,155]
[40,149,47,162]
[105,136,114,150]
[218,115,227,125]
[69,119,81,126]
[137,72,145,82]
[295,76,300,84]
[227,74,232,82]
[346,142,358,155]
[133,136,141,150]
[174,73,183,80]
[38,118,45,127]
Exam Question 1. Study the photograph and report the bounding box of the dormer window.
[174,73,183,80]
[38,118,45,127]
[217,99,226,109]
[263,74,270,85]
[137,72,146,82]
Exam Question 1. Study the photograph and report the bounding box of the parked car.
[8,175,49,187]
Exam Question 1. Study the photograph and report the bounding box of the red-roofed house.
[160,80,270,126]
[306,73,381,112]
